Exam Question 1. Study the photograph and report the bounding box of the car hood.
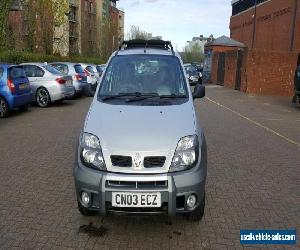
[84,100,197,173]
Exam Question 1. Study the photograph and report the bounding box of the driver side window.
[34,66,44,77]
[23,65,44,77]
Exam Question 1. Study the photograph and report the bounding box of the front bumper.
[74,148,207,217]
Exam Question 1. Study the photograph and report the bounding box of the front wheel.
[186,194,205,222]
[0,97,10,118]
[36,87,51,108]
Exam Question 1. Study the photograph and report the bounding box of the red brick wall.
[230,8,255,48]
[230,0,300,52]
[294,0,300,51]
[209,47,241,85]
[210,53,219,84]
[224,51,238,89]
[211,48,297,96]
[240,49,249,92]
[245,49,298,96]
[8,11,25,50]
[210,46,240,53]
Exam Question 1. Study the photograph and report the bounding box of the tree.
[100,17,119,60]
[51,0,69,56]
[181,43,204,64]
[126,25,150,40]
[0,0,11,51]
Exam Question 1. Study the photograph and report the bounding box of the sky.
[118,0,232,51]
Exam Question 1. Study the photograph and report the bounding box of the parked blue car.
[0,64,32,118]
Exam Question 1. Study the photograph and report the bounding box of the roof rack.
[118,39,175,55]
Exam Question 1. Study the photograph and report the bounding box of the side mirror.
[193,84,205,99]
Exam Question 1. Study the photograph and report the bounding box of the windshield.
[43,65,62,75]
[185,66,197,74]
[51,64,68,75]
[86,66,96,74]
[96,66,104,73]
[74,64,85,74]
[8,66,27,79]
[99,55,188,99]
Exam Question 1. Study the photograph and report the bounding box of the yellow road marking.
[205,97,300,148]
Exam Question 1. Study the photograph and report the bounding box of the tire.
[78,201,97,216]
[186,194,205,222]
[84,84,95,97]
[0,97,10,118]
[36,87,51,108]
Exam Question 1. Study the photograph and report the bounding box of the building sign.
[231,7,292,31]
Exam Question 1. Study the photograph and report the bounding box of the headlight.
[169,135,199,173]
[80,133,106,171]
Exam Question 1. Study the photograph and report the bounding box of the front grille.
[144,156,166,168]
[111,155,132,167]
[106,180,168,189]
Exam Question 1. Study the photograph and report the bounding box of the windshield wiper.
[159,94,188,99]
[126,94,188,103]
[101,93,187,102]
[101,92,158,101]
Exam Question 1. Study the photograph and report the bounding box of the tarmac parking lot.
[0,85,299,249]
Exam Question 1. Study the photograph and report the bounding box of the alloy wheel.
[0,98,9,117]
[36,88,50,107]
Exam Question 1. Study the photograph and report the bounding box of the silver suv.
[74,40,207,221]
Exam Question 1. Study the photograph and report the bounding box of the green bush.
[0,50,106,65]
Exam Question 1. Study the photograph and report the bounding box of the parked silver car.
[96,64,106,76]
[21,63,75,107]
[74,40,207,221]
[49,62,88,96]
[80,63,98,97]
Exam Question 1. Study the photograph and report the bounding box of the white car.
[21,63,75,107]
[80,63,98,97]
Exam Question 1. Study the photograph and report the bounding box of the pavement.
[0,85,299,250]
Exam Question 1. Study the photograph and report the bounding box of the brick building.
[8,0,55,54]
[7,0,125,57]
[210,0,300,96]
[204,36,246,89]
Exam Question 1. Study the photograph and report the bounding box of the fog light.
[186,194,197,209]
[81,192,90,206]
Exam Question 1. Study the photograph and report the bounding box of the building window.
[232,0,268,16]
[69,6,77,22]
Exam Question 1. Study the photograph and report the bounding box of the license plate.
[112,192,161,208]
[66,80,72,86]
[19,83,28,89]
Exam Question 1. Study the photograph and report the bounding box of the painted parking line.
[205,97,300,149]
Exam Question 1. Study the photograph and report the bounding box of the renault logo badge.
[133,153,143,169]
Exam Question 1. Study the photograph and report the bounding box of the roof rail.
[119,39,175,55]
